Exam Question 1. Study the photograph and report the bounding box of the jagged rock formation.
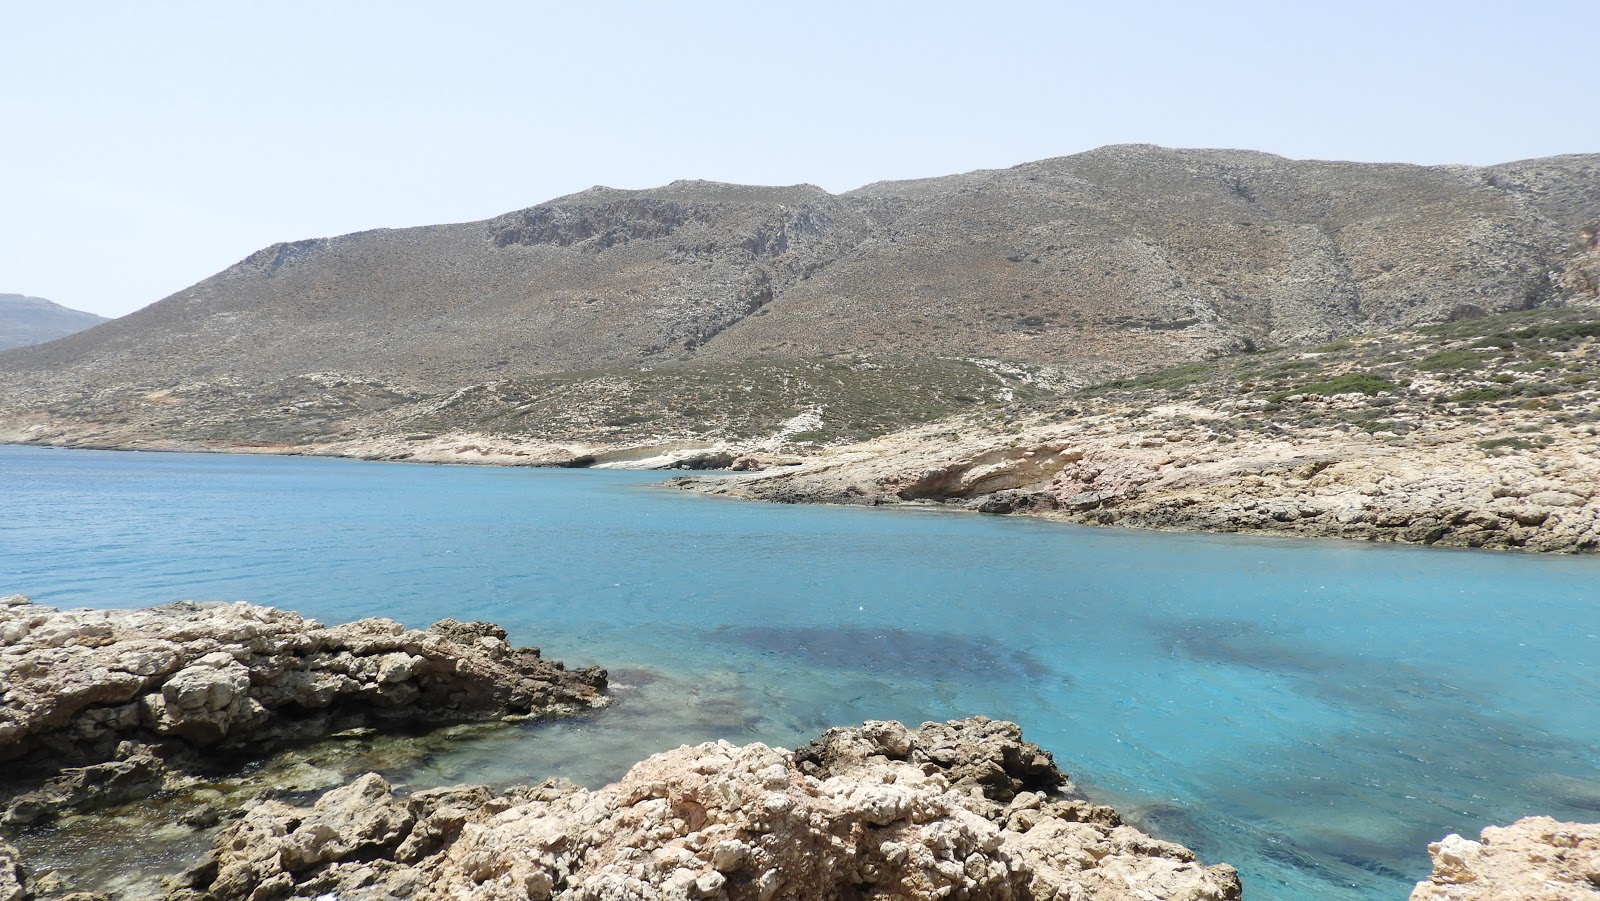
[1,146,1598,457]
[1410,817,1600,900]
[0,294,106,351]
[0,595,606,825]
[160,718,1241,901]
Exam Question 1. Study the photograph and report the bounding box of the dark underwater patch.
[707,623,1056,682]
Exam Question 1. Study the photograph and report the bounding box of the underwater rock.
[0,596,607,822]
[165,717,1242,901]
[1410,816,1600,900]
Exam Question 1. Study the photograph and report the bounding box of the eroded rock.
[0,597,606,823]
[166,717,1242,901]
[1410,816,1600,900]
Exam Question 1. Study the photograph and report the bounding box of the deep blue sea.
[3,444,1598,900]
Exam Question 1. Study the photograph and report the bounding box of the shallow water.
[3,444,1598,900]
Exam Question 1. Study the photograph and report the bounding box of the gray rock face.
[0,596,606,824]
[0,294,106,352]
[164,717,1242,901]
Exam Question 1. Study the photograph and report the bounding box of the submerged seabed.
[3,445,1598,901]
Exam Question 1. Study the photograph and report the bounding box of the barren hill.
[1,145,1597,455]
[0,294,107,351]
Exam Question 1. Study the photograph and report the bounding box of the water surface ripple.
[3,445,1598,901]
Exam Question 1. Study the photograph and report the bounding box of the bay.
[3,444,1598,900]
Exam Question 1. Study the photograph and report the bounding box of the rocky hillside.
[0,294,106,351]
[1,146,1597,456]
[676,303,1600,552]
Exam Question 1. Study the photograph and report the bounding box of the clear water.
[3,444,1598,901]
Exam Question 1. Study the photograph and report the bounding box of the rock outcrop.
[165,718,1241,901]
[1410,817,1600,900]
[678,409,1600,553]
[0,596,606,824]
[0,838,24,901]
[674,303,1600,553]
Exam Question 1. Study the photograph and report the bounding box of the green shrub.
[1450,386,1515,402]
[1510,322,1600,341]
[1417,349,1493,371]
[1477,435,1549,453]
[1094,360,1217,392]
[1297,373,1397,396]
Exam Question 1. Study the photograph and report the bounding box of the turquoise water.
[3,444,1598,900]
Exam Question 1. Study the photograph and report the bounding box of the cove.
[2,444,1598,901]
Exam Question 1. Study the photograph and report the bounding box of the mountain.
[0,295,108,351]
[1,145,1597,457]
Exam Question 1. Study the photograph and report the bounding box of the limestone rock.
[1410,816,1600,900]
[167,717,1241,901]
[0,598,606,822]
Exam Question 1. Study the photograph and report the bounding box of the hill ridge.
[1,143,1597,461]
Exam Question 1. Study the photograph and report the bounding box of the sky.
[3,1,1596,319]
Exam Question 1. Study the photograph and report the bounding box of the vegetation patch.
[1091,360,1218,392]
[1450,386,1516,403]
[1296,373,1398,396]
[1417,349,1494,371]
[1476,435,1551,454]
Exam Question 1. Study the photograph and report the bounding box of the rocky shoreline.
[8,414,1599,555]
[10,299,1600,554]
[0,596,607,827]
[14,718,1245,901]
[0,598,1596,900]
[667,400,1600,554]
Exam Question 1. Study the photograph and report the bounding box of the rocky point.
[0,595,607,826]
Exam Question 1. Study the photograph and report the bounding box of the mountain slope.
[0,295,107,351]
[0,145,1597,456]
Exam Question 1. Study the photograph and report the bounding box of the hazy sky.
[4,1,1596,318]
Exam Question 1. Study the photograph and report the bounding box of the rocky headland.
[0,595,607,826]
